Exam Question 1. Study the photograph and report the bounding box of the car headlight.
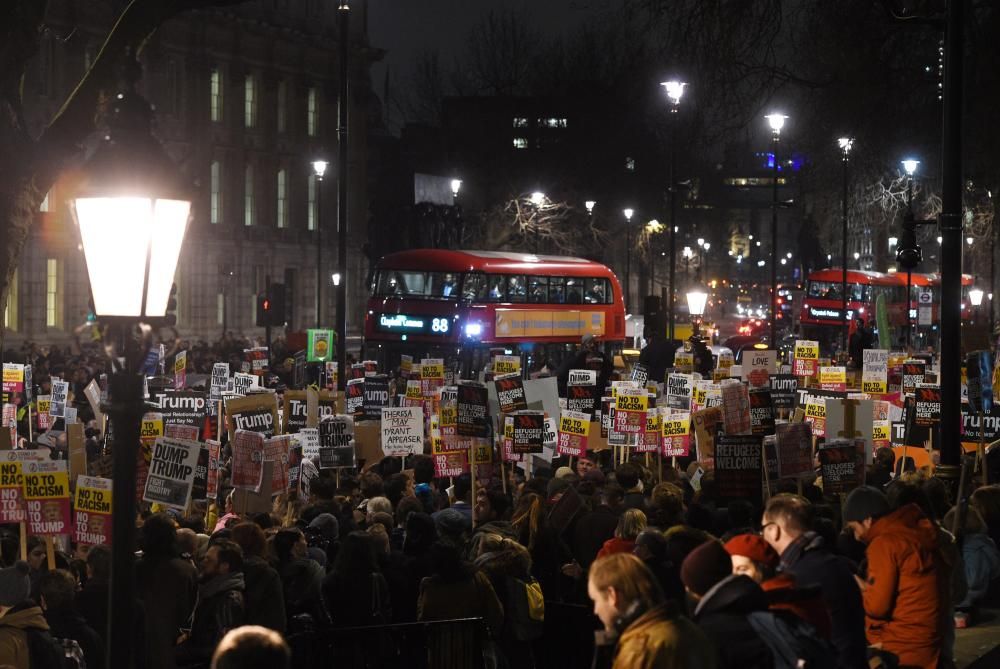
[464,322,482,337]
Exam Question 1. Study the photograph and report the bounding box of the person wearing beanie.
[587,553,714,669]
[680,540,772,669]
[0,560,55,669]
[762,494,867,668]
[844,485,945,669]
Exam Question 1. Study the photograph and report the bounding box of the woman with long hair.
[510,493,576,602]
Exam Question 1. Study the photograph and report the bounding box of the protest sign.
[457,383,489,438]
[914,386,941,427]
[83,379,105,430]
[143,437,199,510]
[174,350,187,389]
[714,434,764,502]
[421,358,445,395]
[769,375,798,411]
[319,444,357,470]
[692,405,723,463]
[324,362,338,390]
[873,421,891,448]
[297,427,320,460]
[819,367,848,392]
[566,370,598,415]
[818,440,865,494]
[244,347,269,375]
[232,372,258,396]
[165,424,200,441]
[826,397,874,463]
[362,360,379,377]
[206,441,221,500]
[225,393,279,439]
[662,412,691,457]
[495,375,529,414]
[493,355,521,376]
[346,378,365,418]
[264,435,291,492]
[74,476,112,546]
[307,329,334,362]
[636,409,661,453]
[720,379,751,435]
[380,407,424,457]
[862,350,889,394]
[1,450,44,523]
[318,415,354,465]
[902,361,926,395]
[743,349,777,388]
[363,375,391,421]
[137,412,164,501]
[509,411,545,454]
[231,429,266,492]
[1,363,23,395]
[613,390,647,434]
[23,460,71,535]
[962,404,1000,441]
[283,390,336,433]
[775,422,813,479]
[793,340,819,377]
[51,380,69,418]
[631,362,650,387]
[749,388,775,437]
[674,350,694,373]
[557,410,590,457]
[158,390,208,435]
[210,363,229,402]
[36,395,52,431]
[666,374,694,411]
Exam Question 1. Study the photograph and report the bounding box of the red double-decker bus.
[363,249,626,374]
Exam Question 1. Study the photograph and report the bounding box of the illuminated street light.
[450,178,462,198]
[970,288,984,306]
[661,80,687,106]
[902,159,920,176]
[530,191,546,206]
[585,200,596,214]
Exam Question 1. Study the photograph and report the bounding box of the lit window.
[244,165,254,227]
[210,68,222,122]
[308,175,317,230]
[46,259,61,328]
[538,118,567,128]
[210,161,222,224]
[217,293,225,325]
[307,87,318,137]
[244,75,256,128]
[277,80,287,133]
[512,117,528,128]
[625,157,636,172]
[4,268,18,331]
[39,191,50,212]
[513,137,528,149]
[276,169,288,229]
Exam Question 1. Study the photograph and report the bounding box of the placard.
[666,373,693,411]
[1,363,24,394]
[793,340,819,377]
[231,429,266,492]
[902,361,926,395]
[720,379,751,435]
[1,450,44,523]
[674,350,694,373]
[363,375,391,421]
[743,349,777,388]
[319,445,357,470]
[283,390,336,433]
[493,355,521,376]
[557,409,591,457]
[74,476,112,546]
[914,386,941,427]
[714,434,763,502]
[769,374,798,410]
[157,390,208,436]
[24,460,71,535]
[613,391,647,434]
[143,437,200,510]
[818,440,865,494]
[862,350,889,394]
[318,415,354,467]
[662,412,691,457]
[174,350,187,390]
[819,366,848,392]
[209,363,229,402]
[264,435,291,492]
[631,362,650,387]
[636,409,661,453]
[206,441,221,500]
[749,388,775,437]
[297,427,320,460]
[692,405,723,463]
[225,393,279,439]
[307,329,335,362]
[380,407,424,457]
[50,380,69,418]
[509,411,545,454]
[495,375,528,414]
[244,347,269,375]
[421,358,445,395]
[775,422,812,479]
[346,378,365,418]
[457,383,489,438]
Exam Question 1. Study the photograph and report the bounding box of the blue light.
[464,322,482,337]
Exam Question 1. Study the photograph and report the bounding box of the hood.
[0,604,48,632]
[694,574,767,619]
[474,545,532,578]
[868,503,939,552]
[199,572,245,599]
[964,533,1000,569]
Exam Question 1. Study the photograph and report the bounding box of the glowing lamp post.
[661,79,688,341]
[623,207,635,310]
[687,289,708,337]
[765,112,787,346]
[70,81,192,669]
[312,159,328,328]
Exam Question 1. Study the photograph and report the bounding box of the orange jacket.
[862,503,944,669]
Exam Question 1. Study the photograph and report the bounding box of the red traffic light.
[263,298,271,311]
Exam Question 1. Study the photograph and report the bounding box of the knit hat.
[680,540,732,597]
[434,508,471,537]
[555,466,575,479]
[842,486,891,524]
[583,468,606,485]
[547,476,573,499]
[308,512,340,542]
[724,534,779,568]
[0,561,31,607]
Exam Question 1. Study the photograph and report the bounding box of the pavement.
[955,607,1000,668]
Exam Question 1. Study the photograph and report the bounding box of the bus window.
[565,277,583,304]
[528,276,548,303]
[375,270,460,298]
[486,274,506,301]
[507,275,527,303]
[585,277,612,304]
[463,273,485,301]
[549,277,566,304]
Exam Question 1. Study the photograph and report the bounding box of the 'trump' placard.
[143,437,200,510]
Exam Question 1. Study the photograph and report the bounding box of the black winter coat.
[175,572,246,668]
[241,556,286,632]
[691,574,772,669]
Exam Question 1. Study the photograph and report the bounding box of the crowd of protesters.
[2,337,1000,669]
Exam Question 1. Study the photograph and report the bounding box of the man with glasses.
[761,494,868,669]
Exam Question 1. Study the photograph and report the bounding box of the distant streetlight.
[970,288,984,306]
[838,136,853,352]
[312,159,329,328]
[765,112,788,345]
[697,237,705,247]
[331,272,341,286]
[686,288,708,337]
[899,158,919,351]
[450,178,462,199]
[889,236,898,249]
[530,191,546,206]
[585,200,596,215]
[623,207,635,310]
[661,80,687,106]
[902,159,920,177]
[662,80,688,340]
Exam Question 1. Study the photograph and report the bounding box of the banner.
[662,412,691,457]
[307,329,335,362]
[143,437,200,510]
[714,434,764,502]
[793,340,819,377]
[231,429,266,492]
[174,350,187,390]
[666,373,694,411]
[225,393,279,439]
[557,410,591,457]
[457,383,489,438]
[509,411,545,454]
[818,440,865,494]
[495,374,528,414]
[74,476,112,546]
[775,422,812,479]
[1,450,44,523]
[381,407,424,457]
[23,460,71,536]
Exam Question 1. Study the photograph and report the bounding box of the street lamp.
[686,288,708,337]
[585,199,596,215]
[70,77,191,669]
[530,191,546,207]
[331,272,342,286]
[661,79,687,341]
[838,136,853,352]
[312,159,328,329]
[450,178,462,199]
[765,112,787,345]
[623,207,635,310]
[901,158,919,350]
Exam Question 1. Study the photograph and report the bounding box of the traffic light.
[256,283,286,327]
[895,211,922,270]
[164,283,178,326]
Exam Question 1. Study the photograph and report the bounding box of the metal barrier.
[290,616,488,669]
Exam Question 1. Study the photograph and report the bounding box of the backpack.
[747,610,837,669]
[25,626,83,669]
[504,576,545,641]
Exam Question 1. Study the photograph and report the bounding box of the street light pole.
[903,159,919,351]
[623,208,634,311]
[766,113,787,346]
[336,2,350,392]
[838,137,853,354]
[312,160,327,328]
[661,80,687,341]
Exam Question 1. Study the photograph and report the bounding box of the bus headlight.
[464,322,483,337]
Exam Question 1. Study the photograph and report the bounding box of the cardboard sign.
[307,329,335,362]
[495,375,529,414]
[862,350,889,394]
[23,460,72,535]
[363,375,391,421]
[174,350,187,389]
[232,372,259,397]
[674,350,694,373]
[493,355,521,376]
[902,361,926,395]
[775,422,813,479]
[666,374,694,411]
[819,367,848,392]
[714,434,764,501]
[457,383,489,438]
[692,405,724,463]
[769,374,798,411]
[720,379,751,435]
[264,435,291,492]
[225,393,279,439]
[509,411,545,454]
[793,340,819,377]
[210,363,229,401]
[614,391,647,434]
[662,412,691,457]
[380,407,424,457]
[743,349,777,388]
[818,440,865,494]
[636,409,661,453]
[1,450,45,523]
[749,388,775,437]
[244,347,269,375]
[231,429,266,492]
[143,437,200,510]
[914,386,941,427]
[567,370,598,415]
[74,476,112,546]
[283,390,336,433]
[206,441,221,500]
[346,378,365,418]
[557,409,591,456]
[51,380,69,418]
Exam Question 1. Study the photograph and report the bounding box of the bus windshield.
[375,271,461,299]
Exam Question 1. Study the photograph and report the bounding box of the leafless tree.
[471,194,607,256]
